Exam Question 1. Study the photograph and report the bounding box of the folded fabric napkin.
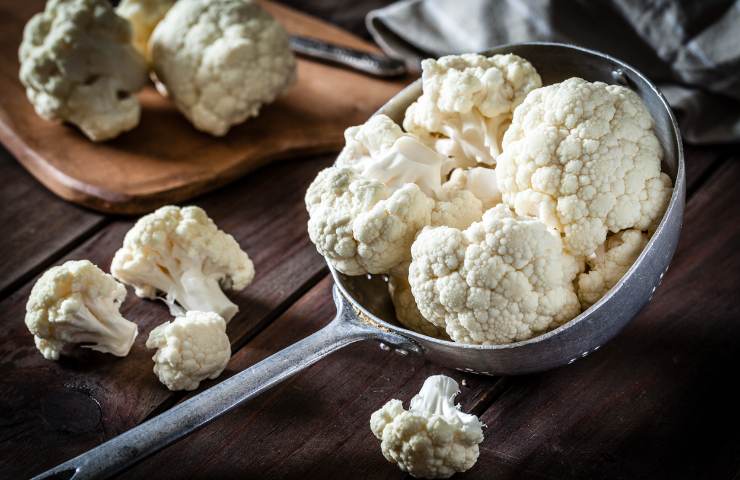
[367,0,740,145]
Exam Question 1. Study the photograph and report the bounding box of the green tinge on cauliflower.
[370,375,484,479]
[306,166,434,275]
[19,0,148,141]
[150,0,297,136]
[577,229,648,308]
[497,77,673,257]
[146,311,231,391]
[388,263,448,339]
[25,260,138,360]
[404,53,542,166]
[116,0,175,62]
[111,205,255,323]
[409,204,582,345]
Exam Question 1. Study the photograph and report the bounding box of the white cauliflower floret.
[445,167,501,210]
[146,311,231,391]
[150,0,297,136]
[370,375,484,479]
[497,77,673,256]
[111,205,255,322]
[305,166,433,275]
[577,229,648,308]
[25,260,138,360]
[409,205,582,344]
[19,0,148,141]
[116,0,175,61]
[404,53,542,166]
[388,263,447,339]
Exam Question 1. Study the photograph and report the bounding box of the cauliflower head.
[577,229,648,308]
[388,263,447,339]
[305,166,433,275]
[409,205,582,344]
[150,0,297,136]
[146,310,231,391]
[497,77,673,256]
[116,0,175,61]
[25,260,138,360]
[370,375,484,479]
[19,0,148,141]
[404,53,542,166]
[111,205,255,322]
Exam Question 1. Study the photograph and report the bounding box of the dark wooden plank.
[0,155,331,479]
[120,276,510,479]
[465,158,740,480]
[0,147,105,297]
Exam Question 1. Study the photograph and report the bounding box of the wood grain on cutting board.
[0,0,410,214]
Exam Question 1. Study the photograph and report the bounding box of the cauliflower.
[497,77,673,256]
[146,311,231,391]
[19,0,148,141]
[111,205,255,322]
[577,229,648,308]
[370,375,484,479]
[149,0,297,136]
[409,205,582,344]
[445,167,501,210]
[388,263,447,339]
[25,260,138,360]
[404,53,542,166]
[116,0,175,62]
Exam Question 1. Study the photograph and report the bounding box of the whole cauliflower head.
[150,0,297,136]
[116,0,175,61]
[370,375,484,479]
[404,53,542,166]
[388,263,447,339]
[25,260,138,360]
[19,0,148,141]
[111,205,255,322]
[409,205,582,344]
[146,310,231,391]
[497,77,673,256]
[577,229,648,308]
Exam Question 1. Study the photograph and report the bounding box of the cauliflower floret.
[146,311,231,391]
[25,260,138,360]
[370,375,484,479]
[18,0,148,141]
[388,263,447,339]
[404,53,542,166]
[445,167,501,210]
[577,229,648,308]
[497,77,673,256]
[116,0,175,62]
[111,205,255,322]
[409,205,582,344]
[306,167,433,275]
[150,0,296,136]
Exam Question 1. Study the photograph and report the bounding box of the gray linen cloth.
[366,0,740,144]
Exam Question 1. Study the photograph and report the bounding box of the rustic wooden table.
[2,2,740,479]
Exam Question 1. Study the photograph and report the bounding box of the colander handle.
[32,286,417,480]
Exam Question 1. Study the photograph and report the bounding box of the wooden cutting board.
[0,0,410,214]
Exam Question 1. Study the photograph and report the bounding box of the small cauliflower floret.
[111,205,255,322]
[19,0,148,141]
[409,205,582,344]
[577,229,648,308]
[305,166,433,275]
[116,0,175,62]
[404,53,542,166]
[445,167,501,210]
[497,77,673,256]
[388,263,447,339]
[370,375,484,479]
[25,260,138,360]
[146,311,231,391]
[150,0,296,136]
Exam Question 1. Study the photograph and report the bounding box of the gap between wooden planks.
[0,155,332,479]
[116,150,731,478]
